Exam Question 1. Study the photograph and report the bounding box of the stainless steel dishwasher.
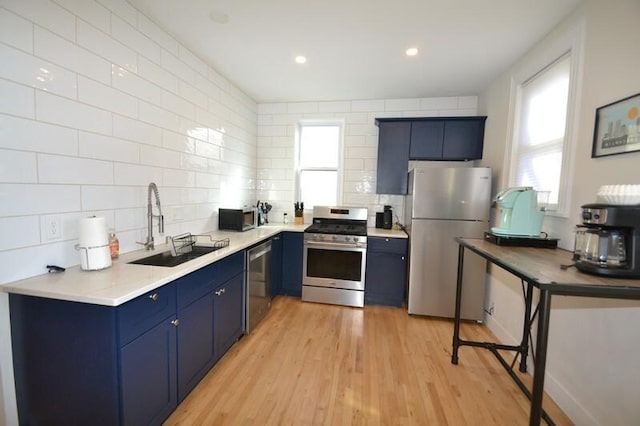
[245,240,272,333]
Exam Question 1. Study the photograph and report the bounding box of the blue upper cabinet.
[376,117,487,194]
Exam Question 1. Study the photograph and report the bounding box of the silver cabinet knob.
[149,293,159,301]
[171,319,179,327]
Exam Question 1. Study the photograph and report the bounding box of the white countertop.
[1,224,405,306]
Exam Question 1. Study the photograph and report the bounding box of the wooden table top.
[457,238,640,298]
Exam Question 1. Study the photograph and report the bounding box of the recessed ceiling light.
[406,47,419,57]
[295,55,307,64]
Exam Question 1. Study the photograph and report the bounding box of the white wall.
[479,0,640,424]
[257,97,479,225]
[0,1,258,424]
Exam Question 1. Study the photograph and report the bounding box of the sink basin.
[128,245,221,267]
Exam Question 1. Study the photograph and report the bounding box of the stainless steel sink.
[128,245,221,267]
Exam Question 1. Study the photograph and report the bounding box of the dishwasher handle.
[249,240,272,261]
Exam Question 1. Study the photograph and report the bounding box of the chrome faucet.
[139,182,164,250]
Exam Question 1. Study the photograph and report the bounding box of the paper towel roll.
[77,216,111,270]
[79,216,109,247]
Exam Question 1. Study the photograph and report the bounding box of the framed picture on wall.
[592,92,640,158]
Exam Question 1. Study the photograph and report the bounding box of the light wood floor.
[164,296,572,425]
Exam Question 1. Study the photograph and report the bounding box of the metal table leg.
[530,289,552,426]
[451,244,465,365]
[519,281,534,372]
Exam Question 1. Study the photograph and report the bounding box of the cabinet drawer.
[176,262,218,308]
[217,252,245,284]
[367,237,407,254]
[118,283,176,346]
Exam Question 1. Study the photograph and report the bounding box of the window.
[296,122,343,209]
[510,47,573,214]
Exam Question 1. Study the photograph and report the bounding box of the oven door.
[303,241,366,291]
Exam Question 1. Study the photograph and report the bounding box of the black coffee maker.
[575,204,640,278]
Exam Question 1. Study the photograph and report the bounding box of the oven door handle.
[305,241,366,250]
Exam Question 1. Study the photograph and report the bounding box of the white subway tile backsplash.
[351,100,385,112]
[179,46,208,77]
[139,101,179,132]
[137,14,179,56]
[115,207,146,231]
[81,185,142,210]
[112,65,161,105]
[77,20,137,72]
[420,96,458,110]
[38,154,113,184]
[113,114,162,146]
[54,0,111,34]
[195,140,220,160]
[179,81,208,110]
[0,149,37,183]
[0,183,80,216]
[318,101,351,113]
[161,90,195,120]
[138,56,179,94]
[113,163,162,185]
[96,0,137,26]
[0,115,78,155]
[2,0,257,278]
[111,15,161,64]
[385,98,421,111]
[79,132,140,163]
[287,102,318,114]
[0,216,40,251]
[78,76,138,119]
[0,44,78,98]
[0,79,34,118]
[4,0,76,41]
[36,91,112,135]
[161,49,195,85]
[162,130,194,154]
[458,96,478,109]
[0,8,33,52]
[139,145,180,169]
[163,169,195,187]
[34,27,111,84]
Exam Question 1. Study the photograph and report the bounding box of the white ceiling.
[127,0,582,103]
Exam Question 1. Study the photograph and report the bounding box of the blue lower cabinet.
[365,237,408,307]
[281,232,303,297]
[213,273,244,362]
[121,318,178,425]
[270,234,283,297]
[177,293,215,402]
[9,252,246,425]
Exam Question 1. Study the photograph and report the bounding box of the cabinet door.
[442,119,485,160]
[376,121,411,194]
[213,273,244,362]
[365,238,408,307]
[281,232,304,297]
[270,234,283,297]
[177,293,215,402]
[409,121,445,160]
[120,318,177,426]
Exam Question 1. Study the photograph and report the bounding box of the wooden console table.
[451,237,640,426]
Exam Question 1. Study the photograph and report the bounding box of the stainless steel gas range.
[302,206,368,307]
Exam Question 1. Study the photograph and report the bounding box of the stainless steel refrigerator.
[404,167,491,320]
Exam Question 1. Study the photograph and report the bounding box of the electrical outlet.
[45,216,63,241]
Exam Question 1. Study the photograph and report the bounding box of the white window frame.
[294,119,345,208]
[504,18,585,217]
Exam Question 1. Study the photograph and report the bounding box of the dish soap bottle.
[283,212,289,224]
[108,229,119,259]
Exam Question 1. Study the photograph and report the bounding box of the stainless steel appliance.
[575,204,640,278]
[245,240,272,333]
[302,206,368,307]
[404,167,492,320]
[218,207,257,232]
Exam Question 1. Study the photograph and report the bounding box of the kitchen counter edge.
[1,224,405,306]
